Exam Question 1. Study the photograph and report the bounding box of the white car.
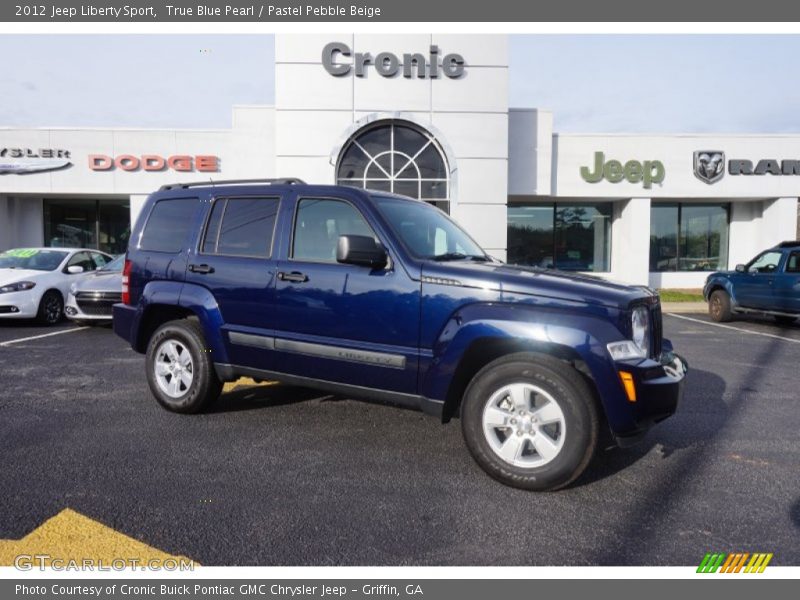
[0,248,114,325]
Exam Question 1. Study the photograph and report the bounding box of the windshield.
[100,255,126,272]
[372,196,487,261]
[0,249,68,271]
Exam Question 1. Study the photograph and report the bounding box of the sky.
[2,34,800,133]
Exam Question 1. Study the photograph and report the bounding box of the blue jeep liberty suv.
[113,179,687,490]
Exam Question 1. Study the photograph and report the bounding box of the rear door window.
[201,197,280,258]
[139,198,200,253]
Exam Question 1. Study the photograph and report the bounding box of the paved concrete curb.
[661,301,707,314]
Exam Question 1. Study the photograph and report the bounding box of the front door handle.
[189,263,214,274]
[278,271,308,283]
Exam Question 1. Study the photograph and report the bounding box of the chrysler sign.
[322,42,465,79]
[0,147,72,175]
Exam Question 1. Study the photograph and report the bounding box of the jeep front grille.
[651,301,663,358]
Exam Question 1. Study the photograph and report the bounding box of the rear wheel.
[461,353,599,491]
[36,290,63,325]
[708,289,733,322]
[145,319,222,414]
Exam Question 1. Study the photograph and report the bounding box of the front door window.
[748,251,782,273]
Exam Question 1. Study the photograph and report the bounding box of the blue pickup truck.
[704,241,800,324]
[113,179,687,490]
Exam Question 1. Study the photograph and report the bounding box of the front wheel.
[461,353,599,491]
[145,319,222,414]
[36,290,63,325]
[708,289,733,322]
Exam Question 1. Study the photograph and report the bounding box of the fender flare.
[423,302,634,431]
[704,276,738,306]
[133,281,228,363]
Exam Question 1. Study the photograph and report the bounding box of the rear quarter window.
[139,198,200,253]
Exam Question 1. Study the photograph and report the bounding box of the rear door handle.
[189,263,214,274]
[278,271,308,283]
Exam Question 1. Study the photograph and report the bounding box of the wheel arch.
[441,338,603,424]
[426,304,623,425]
[132,281,227,363]
[134,304,197,353]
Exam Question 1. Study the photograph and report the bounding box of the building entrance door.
[44,197,130,254]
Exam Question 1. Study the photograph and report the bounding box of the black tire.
[145,319,222,414]
[708,289,733,322]
[773,315,797,326]
[36,290,63,325]
[461,352,599,491]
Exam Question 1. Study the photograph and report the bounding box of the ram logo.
[694,150,725,184]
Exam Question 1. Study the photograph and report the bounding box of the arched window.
[336,120,450,212]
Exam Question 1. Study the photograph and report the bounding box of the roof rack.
[777,240,800,248]
[159,178,306,191]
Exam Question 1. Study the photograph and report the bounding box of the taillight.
[121,258,132,305]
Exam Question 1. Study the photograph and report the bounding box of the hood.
[708,269,734,278]
[0,268,47,286]
[421,261,654,309]
[73,271,123,293]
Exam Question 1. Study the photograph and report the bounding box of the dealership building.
[1,34,799,288]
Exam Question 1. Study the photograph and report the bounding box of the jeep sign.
[322,42,465,79]
[580,151,665,189]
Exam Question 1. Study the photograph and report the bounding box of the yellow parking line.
[222,377,277,393]
[0,508,195,567]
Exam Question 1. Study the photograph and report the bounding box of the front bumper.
[65,292,117,321]
[0,290,40,319]
[613,349,688,446]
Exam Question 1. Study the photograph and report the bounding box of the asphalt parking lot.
[0,312,798,566]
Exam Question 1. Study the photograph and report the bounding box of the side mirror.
[336,235,387,269]
[67,265,84,274]
[735,264,746,273]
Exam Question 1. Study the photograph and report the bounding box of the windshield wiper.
[431,252,490,262]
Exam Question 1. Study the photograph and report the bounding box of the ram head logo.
[694,151,725,184]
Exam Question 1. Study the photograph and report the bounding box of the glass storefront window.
[650,204,679,272]
[650,203,729,272]
[508,202,612,272]
[44,198,130,255]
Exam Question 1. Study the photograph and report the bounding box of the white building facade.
[1,34,798,288]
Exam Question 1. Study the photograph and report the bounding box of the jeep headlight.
[631,305,650,355]
[606,306,651,361]
[0,281,36,294]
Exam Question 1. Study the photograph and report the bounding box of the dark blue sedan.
[704,241,800,324]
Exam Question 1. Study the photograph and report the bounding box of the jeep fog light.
[606,340,647,361]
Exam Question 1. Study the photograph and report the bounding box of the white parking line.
[0,326,90,348]
[665,313,800,344]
